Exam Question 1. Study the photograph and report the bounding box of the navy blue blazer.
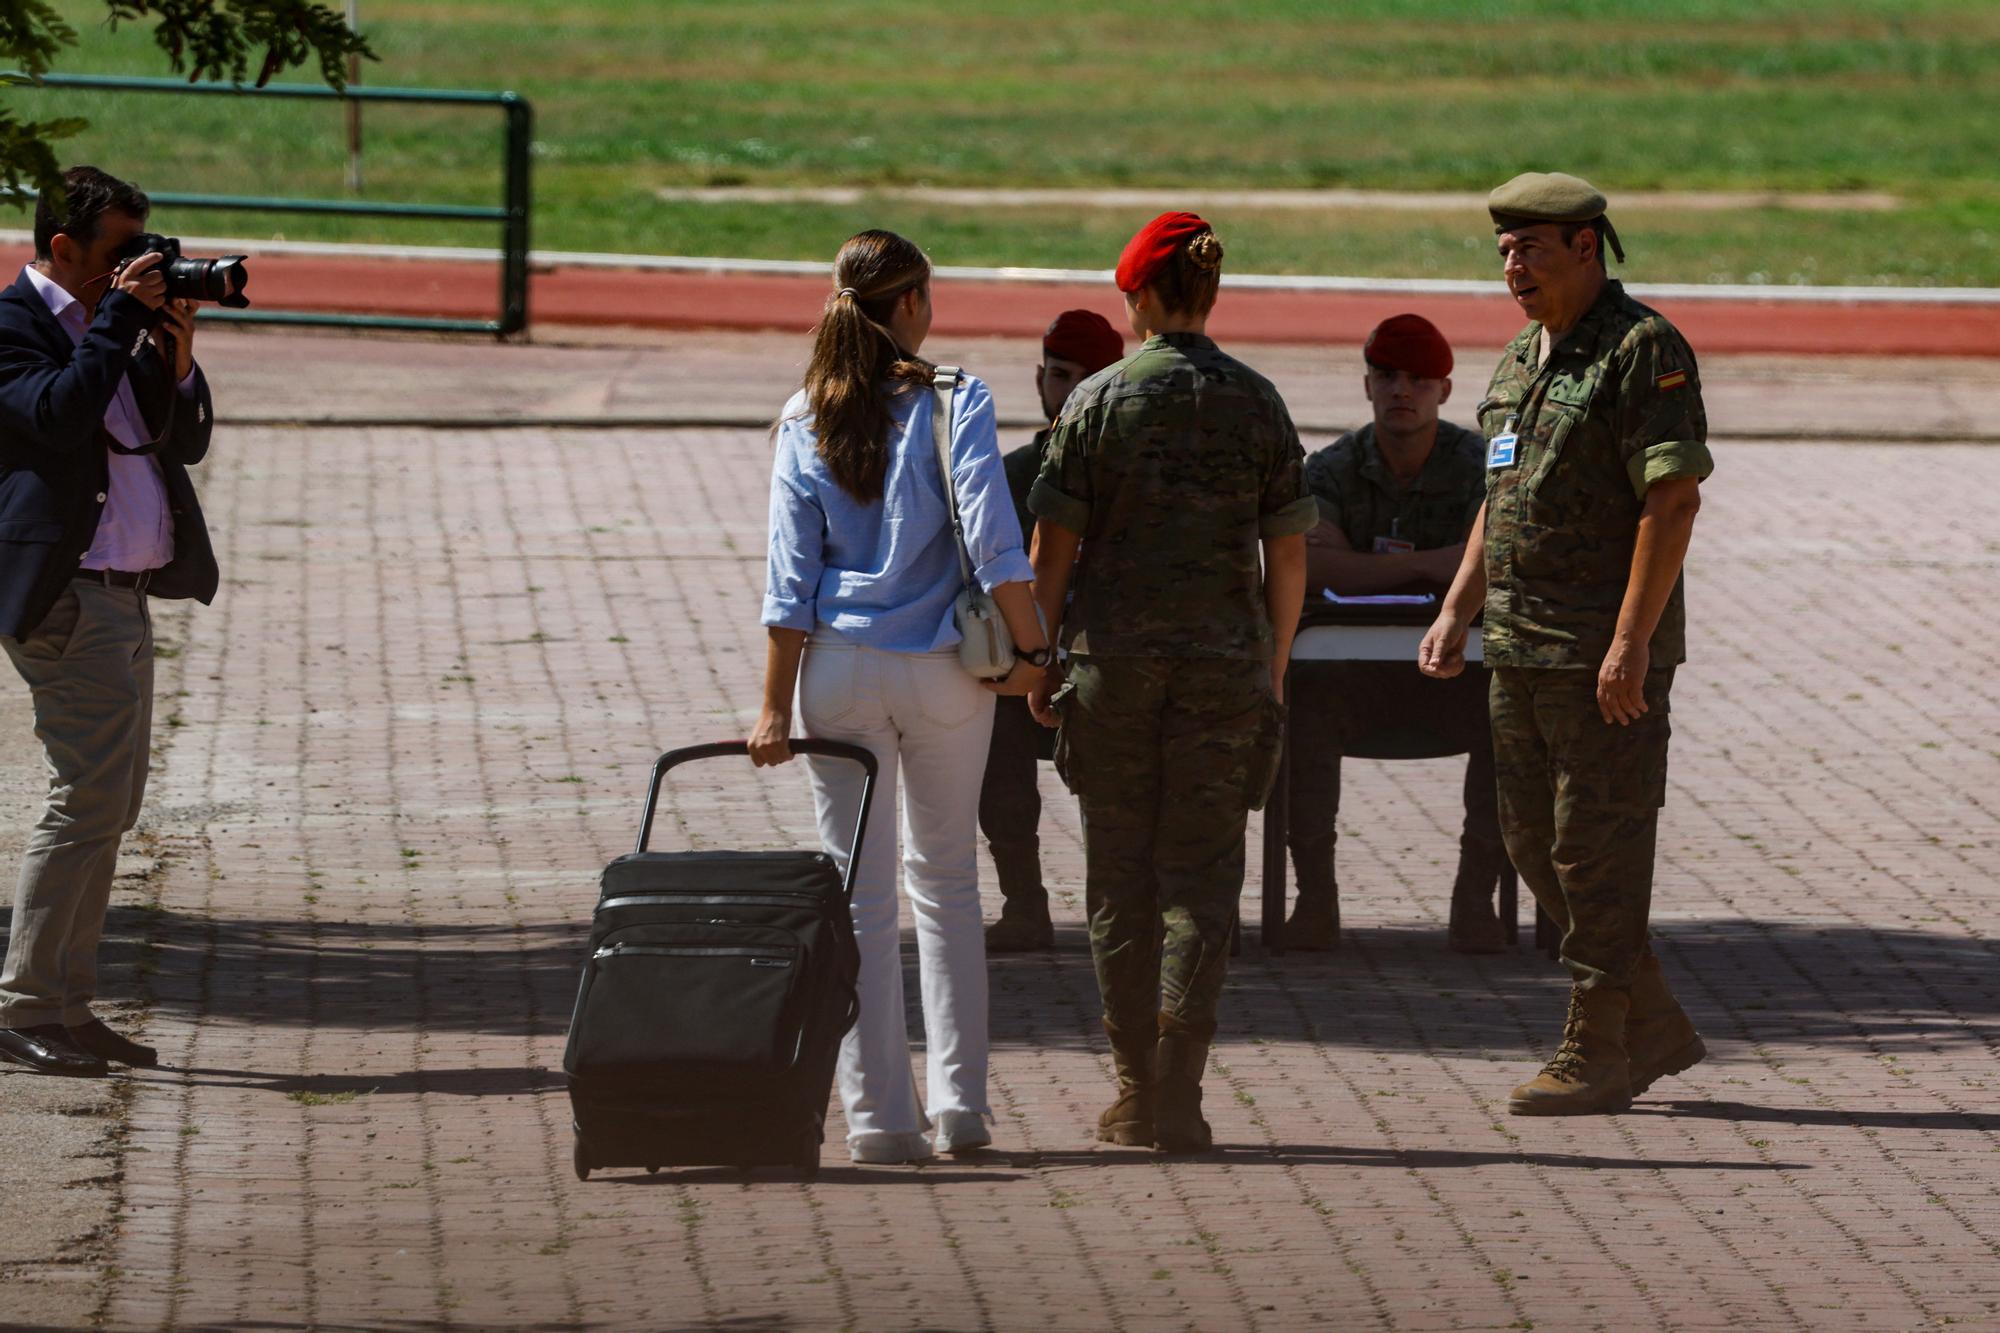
[0,268,218,639]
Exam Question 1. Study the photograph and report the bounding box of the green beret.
[1488,171,1624,262]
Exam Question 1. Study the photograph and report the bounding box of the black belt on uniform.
[74,568,154,590]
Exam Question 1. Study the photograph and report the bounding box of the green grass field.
[7,0,1998,285]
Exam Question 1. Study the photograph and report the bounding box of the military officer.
[1286,314,1510,954]
[982,309,1124,952]
[1419,172,1711,1116]
[1028,212,1316,1152]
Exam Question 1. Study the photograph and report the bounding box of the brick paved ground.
[6,332,2000,1330]
[64,405,1994,1332]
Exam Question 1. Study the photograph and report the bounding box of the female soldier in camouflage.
[1026,213,1317,1152]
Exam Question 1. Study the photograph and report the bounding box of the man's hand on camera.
[158,300,196,381]
[113,252,168,311]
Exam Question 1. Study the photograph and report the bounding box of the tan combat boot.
[1096,1016,1154,1146]
[1507,985,1634,1116]
[1151,1014,1215,1153]
[1626,953,1707,1097]
[1446,848,1508,955]
[1283,836,1339,951]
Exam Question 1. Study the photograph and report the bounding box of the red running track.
[5,246,1996,356]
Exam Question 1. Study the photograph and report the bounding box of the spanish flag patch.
[1656,369,1689,391]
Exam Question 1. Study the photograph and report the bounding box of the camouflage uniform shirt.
[1003,428,1050,545]
[1479,280,1713,669]
[1305,419,1488,552]
[1030,332,1319,660]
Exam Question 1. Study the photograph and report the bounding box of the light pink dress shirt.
[21,264,192,572]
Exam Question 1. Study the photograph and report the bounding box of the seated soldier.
[982,309,1125,951]
[1286,314,1509,953]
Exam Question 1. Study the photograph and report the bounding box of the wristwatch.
[1019,645,1053,669]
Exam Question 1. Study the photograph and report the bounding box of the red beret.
[1042,309,1124,376]
[1363,313,1453,379]
[1115,211,1210,293]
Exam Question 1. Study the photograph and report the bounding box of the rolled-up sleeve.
[1259,403,1320,538]
[948,377,1035,591]
[1028,408,1094,535]
[1617,321,1714,501]
[762,429,826,631]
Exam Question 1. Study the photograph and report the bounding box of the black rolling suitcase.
[563,740,875,1181]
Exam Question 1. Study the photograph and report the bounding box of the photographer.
[0,166,217,1077]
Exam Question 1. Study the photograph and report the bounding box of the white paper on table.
[1321,590,1437,606]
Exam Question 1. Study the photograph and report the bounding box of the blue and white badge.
[1488,413,1520,470]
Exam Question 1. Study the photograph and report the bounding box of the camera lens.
[163,255,251,309]
[205,256,250,309]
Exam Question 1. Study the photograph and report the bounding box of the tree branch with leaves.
[1,0,374,208]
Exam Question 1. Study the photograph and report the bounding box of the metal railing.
[1,72,531,337]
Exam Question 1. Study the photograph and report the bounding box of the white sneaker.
[933,1110,992,1155]
[848,1131,935,1165]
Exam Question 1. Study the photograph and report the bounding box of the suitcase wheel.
[572,1136,591,1182]
[646,1165,661,1175]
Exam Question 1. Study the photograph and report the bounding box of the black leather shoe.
[66,1018,158,1068]
[0,1023,109,1077]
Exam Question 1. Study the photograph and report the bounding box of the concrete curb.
[4,229,1995,305]
[212,414,2000,444]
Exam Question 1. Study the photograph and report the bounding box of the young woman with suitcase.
[752,230,1052,1165]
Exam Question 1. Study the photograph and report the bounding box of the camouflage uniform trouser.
[977,695,1054,914]
[1489,666,1674,992]
[1055,655,1283,1037]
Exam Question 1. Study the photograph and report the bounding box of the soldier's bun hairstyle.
[801,230,934,503]
[1153,227,1225,317]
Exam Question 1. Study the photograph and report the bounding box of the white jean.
[798,634,995,1140]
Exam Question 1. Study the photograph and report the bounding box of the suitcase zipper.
[598,893,829,912]
[592,943,795,966]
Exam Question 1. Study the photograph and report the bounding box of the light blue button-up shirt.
[763,372,1032,653]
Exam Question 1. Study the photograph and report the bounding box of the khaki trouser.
[0,581,154,1027]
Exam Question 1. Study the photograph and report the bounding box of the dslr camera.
[114,233,251,309]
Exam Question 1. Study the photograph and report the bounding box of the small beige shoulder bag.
[930,366,1015,679]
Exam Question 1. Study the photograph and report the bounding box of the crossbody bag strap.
[929,365,978,590]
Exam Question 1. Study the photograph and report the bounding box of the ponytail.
[800,230,934,503]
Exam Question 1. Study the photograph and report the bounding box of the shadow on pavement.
[1638,1100,2000,1132]
[1002,1144,1812,1172]
[31,904,1999,1059]
[604,1165,1024,1186]
[139,1063,560,1099]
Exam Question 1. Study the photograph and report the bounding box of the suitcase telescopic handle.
[635,740,880,903]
